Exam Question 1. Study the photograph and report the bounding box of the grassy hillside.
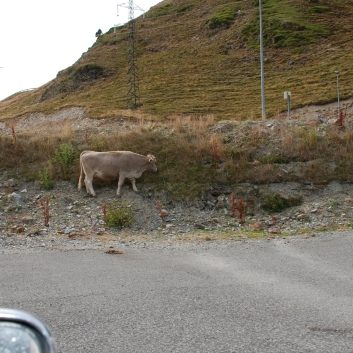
[1,0,353,121]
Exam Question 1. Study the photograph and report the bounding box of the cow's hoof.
[116,194,122,198]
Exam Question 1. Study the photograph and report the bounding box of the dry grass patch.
[3,114,353,200]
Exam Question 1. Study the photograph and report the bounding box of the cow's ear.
[148,154,155,163]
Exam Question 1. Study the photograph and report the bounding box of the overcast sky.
[0,0,162,101]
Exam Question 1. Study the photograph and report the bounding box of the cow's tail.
[77,152,85,191]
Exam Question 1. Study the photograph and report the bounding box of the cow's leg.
[127,178,138,193]
[78,159,84,191]
[117,173,126,196]
[84,173,96,197]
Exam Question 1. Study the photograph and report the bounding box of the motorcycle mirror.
[0,308,55,353]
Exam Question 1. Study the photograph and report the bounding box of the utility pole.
[259,0,266,120]
[284,91,291,119]
[334,70,340,120]
[117,1,144,110]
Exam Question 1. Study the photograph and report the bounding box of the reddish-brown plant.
[103,204,107,229]
[68,233,85,238]
[11,124,17,150]
[156,200,166,221]
[229,192,237,218]
[337,109,346,129]
[210,137,220,169]
[271,215,278,225]
[89,214,96,231]
[38,196,50,227]
[229,193,250,224]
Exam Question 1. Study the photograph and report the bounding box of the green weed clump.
[261,193,288,213]
[38,167,54,190]
[148,4,175,18]
[259,154,290,164]
[72,64,105,82]
[309,6,330,13]
[51,142,77,178]
[325,198,339,207]
[206,8,236,30]
[243,0,330,48]
[261,192,303,213]
[106,203,134,228]
[148,3,194,18]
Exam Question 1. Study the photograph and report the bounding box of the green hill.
[1,0,353,121]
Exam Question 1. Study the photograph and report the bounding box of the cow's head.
[147,154,157,172]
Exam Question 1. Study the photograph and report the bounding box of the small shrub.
[287,195,303,207]
[106,203,134,228]
[206,8,236,30]
[309,6,330,13]
[148,4,174,18]
[260,154,290,164]
[38,167,54,190]
[261,193,288,213]
[51,142,76,172]
[177,4,194,14]
[72,64,105,82]
[261,193,302,213]
[325,198,339,207]
[88,135,109,151]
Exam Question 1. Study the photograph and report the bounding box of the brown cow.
[77,151,157,196]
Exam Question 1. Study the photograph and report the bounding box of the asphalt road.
[1,232,353,353]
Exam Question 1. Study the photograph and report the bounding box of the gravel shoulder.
[1,177,353,254]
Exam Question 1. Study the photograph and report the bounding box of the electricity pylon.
[117,1,144,109]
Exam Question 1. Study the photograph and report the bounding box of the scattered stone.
[105,250,125,255]
[269,227,281,234]
[5,179,16,187]
[68,233,85,238]
[21,216,34,223]
[249,222,266,230]
[7,192,22,201]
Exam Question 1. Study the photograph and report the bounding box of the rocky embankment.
[2,100,353,253]
[1,176,353,254]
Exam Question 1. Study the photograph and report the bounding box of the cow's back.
[81,151,148,179]
[81,151,122,179]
